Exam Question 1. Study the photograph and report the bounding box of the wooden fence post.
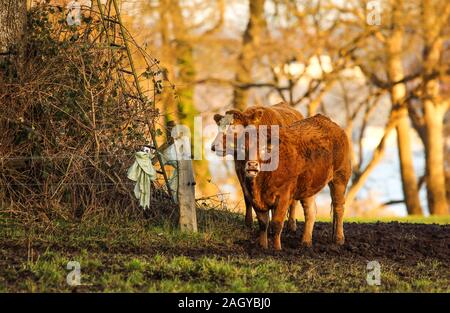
[175,128,197,232]
[178,159,197,232]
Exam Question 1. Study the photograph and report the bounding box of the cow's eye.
[219,123,230,133]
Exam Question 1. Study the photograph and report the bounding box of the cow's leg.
[328,181,346,245]
[272,195,291,250]
[287,200,297,233]
[255,209,270,249]
[244,196,253,228]
[300,196,316,247]
[236,165,253,228]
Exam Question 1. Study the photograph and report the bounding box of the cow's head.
[211,109,264,157]
[243,126,280,178]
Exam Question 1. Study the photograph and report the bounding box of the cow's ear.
[213,114,224,125]
[225,109,244,121]
[248,109,264,124]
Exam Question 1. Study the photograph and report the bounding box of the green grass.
[0,209,448,292]
[2,250,448,292]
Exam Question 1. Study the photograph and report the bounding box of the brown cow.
[211,102,304,231]
[244,114,352,250]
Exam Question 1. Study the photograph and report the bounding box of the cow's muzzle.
[245,160,260,178]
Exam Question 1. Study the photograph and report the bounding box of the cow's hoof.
[287,220,297,233]
[245,216,253,228]
[259,239,268,250]
[301,240,312,248]
[334,237,345,246]
[273,237,282,250]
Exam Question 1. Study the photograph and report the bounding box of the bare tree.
[124,0,449,214]
[233,0,267,110]
[386,0,422,215]
[419,0,449,215]
[0,0,27,56]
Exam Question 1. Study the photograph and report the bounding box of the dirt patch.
[1,222,449,265]
[236,222,450,264]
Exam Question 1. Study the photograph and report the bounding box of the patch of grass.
[0,209,448,292]
[125,258,146,272]
[24,251,67,290]
[3,252,448,292]
[1,209,247,258]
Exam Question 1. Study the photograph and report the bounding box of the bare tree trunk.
[170,0,211,195]
[421,0,449,215]
[159,0,179,126]
[424,102,448,214]
[170,0,196,131]
[0,0,27,55]
[394,111,422,215]
[387,0,423,215]
[232,0,266,110]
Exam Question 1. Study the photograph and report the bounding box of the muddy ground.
[2,221,449,264]
[243,221,450,264]
[1,219,449,292]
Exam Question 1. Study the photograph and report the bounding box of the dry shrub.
[0,4,176,223]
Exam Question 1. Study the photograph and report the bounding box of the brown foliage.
[0,4,175,222]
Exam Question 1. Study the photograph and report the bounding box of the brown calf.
[244,114,352,250]
[211,102,304,230]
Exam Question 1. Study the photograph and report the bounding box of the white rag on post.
[127,151,156,210]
